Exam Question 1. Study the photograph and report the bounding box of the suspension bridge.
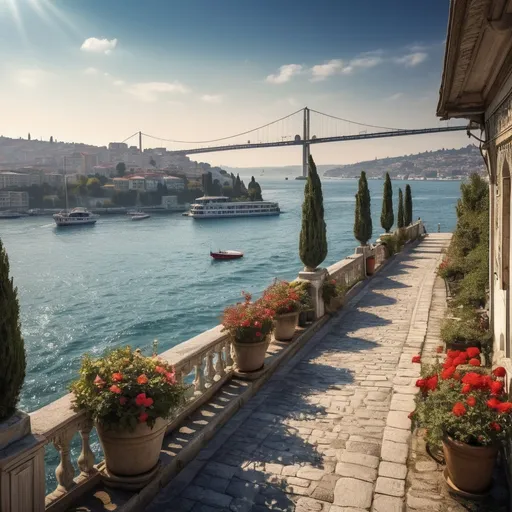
[123,107,471,177]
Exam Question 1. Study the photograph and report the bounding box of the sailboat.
[53,175,99,227]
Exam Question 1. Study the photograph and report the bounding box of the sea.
[0,175,461,415]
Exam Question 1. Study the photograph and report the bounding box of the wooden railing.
[29,325,233,511]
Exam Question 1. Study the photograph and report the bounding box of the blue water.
[0,177,461,413]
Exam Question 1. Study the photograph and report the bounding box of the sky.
[0,0,469,167]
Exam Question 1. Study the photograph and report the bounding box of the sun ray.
[40,0,81,37]
[4,0,29,46]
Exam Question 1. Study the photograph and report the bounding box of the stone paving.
[146,235,450,512]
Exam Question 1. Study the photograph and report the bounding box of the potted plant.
[291,280,314,327]
[262,280,302,341]
[70,346,186,479]
[322,278,346,314]
[222,292,274,372]
[411,348,512,495]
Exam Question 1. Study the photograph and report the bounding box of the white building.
[92,165,117,178]
[113,178,130,191]
[0,191,29,210]
[164,176,185,191]
[128,176,146,191]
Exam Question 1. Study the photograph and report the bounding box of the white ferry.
[53,207,99,227]
[188,196,280,219]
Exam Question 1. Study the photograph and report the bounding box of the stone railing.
[28,325,233,512]
[326,254,365,287]
[374,243,387,267]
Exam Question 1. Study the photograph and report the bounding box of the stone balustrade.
[5,223,425,512]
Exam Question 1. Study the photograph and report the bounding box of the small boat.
[53,207,98,226]
[0,211,22,219]
[210,250,244,260]
[131,212,151,221]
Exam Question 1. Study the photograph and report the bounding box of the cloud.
[113,79,125,86]
[83,67,99,75]
[15,68,51,88]
[310,53,383,81]
[201,94,223,103]
[311,60,345,82]
[266,64,303,84]
[386,92,404,101]
[394,52,428,67]
[126,81,189,102]
[80,37,118,54]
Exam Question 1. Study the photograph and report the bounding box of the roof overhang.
[437,0,512,122]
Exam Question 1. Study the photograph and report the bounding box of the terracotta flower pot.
[442,434,498,494]
[97,416,167,476]
[366,256,376,275]
[233,336,270,372]
[274,311,299,341]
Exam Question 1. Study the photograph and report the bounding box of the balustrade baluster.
[193,357,206,394]
[53,430,76,492]
[77,421,95,475]
[205,351,215,385]
[215,344,225,378]
[224,340,234,368]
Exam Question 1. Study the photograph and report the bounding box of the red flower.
[155,366,166,374]
[447,350,461,359]
[453,356,467,367]
[94,375,105,388]
[493,367,507,378]
[135,392,153,407]
[109,385,122,394]
[466,396,476,407]
[452,402,466,416]
[469,358,481,367]
[443,358,455,369]
[241,320,250,327]
[453,372,461,381]
[497,402,512,414]
[408,411,415,419]
[119,397,128,405]
[254,321,261,328]
[462,372,483,388]
[426,375,438,391]
[466,347,480,358]
[412,355,421,364]
[416,379,426,388]
[491,381,504,396]
[137,374,149,385]
[112,372,123,382]
[138,412,148,423]
[436,346,443,354]
[461,383,471,394]
[487,397,502,409]
[165,371,177,384]
[490,422,502,432]
[441,367,455,380]
[255,331,262,337]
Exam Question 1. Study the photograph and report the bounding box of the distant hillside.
[323,145,485,179]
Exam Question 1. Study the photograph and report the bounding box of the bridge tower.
[302,107,310,178]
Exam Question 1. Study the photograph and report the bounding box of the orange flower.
[109,385,122,394]
[155,366,166,374]
[138,412,148,423]
[112,372,123,382]
[137,374,149,385]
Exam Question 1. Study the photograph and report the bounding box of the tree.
[248,176,263,201]
[234,174,242,197]
[397,188,405,229]
[202,172,213,195]
[299,155,327,271]
[116,162,126,177]
[149,157,156,167]
[353,171,372,245]
[405,184,413,226]
[0,238,26,420]
[380,172,394,233]
[86,177,102,197]
[50,136,54,143]
[211,179,222,196]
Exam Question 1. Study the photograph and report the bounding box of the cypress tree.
[380,172,394,233]
[0,238,26,420]
[405,184,413,226]
[299,155,327,271]
[354,171,372,245]
[397,188,405,229]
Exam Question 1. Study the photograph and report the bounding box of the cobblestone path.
[146,235,450,512]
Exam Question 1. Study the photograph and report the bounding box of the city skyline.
[0,0,468,167]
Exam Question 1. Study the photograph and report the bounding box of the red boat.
[210,250,244,260]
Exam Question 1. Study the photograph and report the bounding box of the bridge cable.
[309,109,407,132]
[141,108,304,145]
[121,132,139,144]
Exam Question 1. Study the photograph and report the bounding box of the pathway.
[146,234,451,512]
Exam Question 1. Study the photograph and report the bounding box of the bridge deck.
[146,235,451,512]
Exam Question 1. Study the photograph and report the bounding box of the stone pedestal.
[0,411,45,512]
[297,268,326,319]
